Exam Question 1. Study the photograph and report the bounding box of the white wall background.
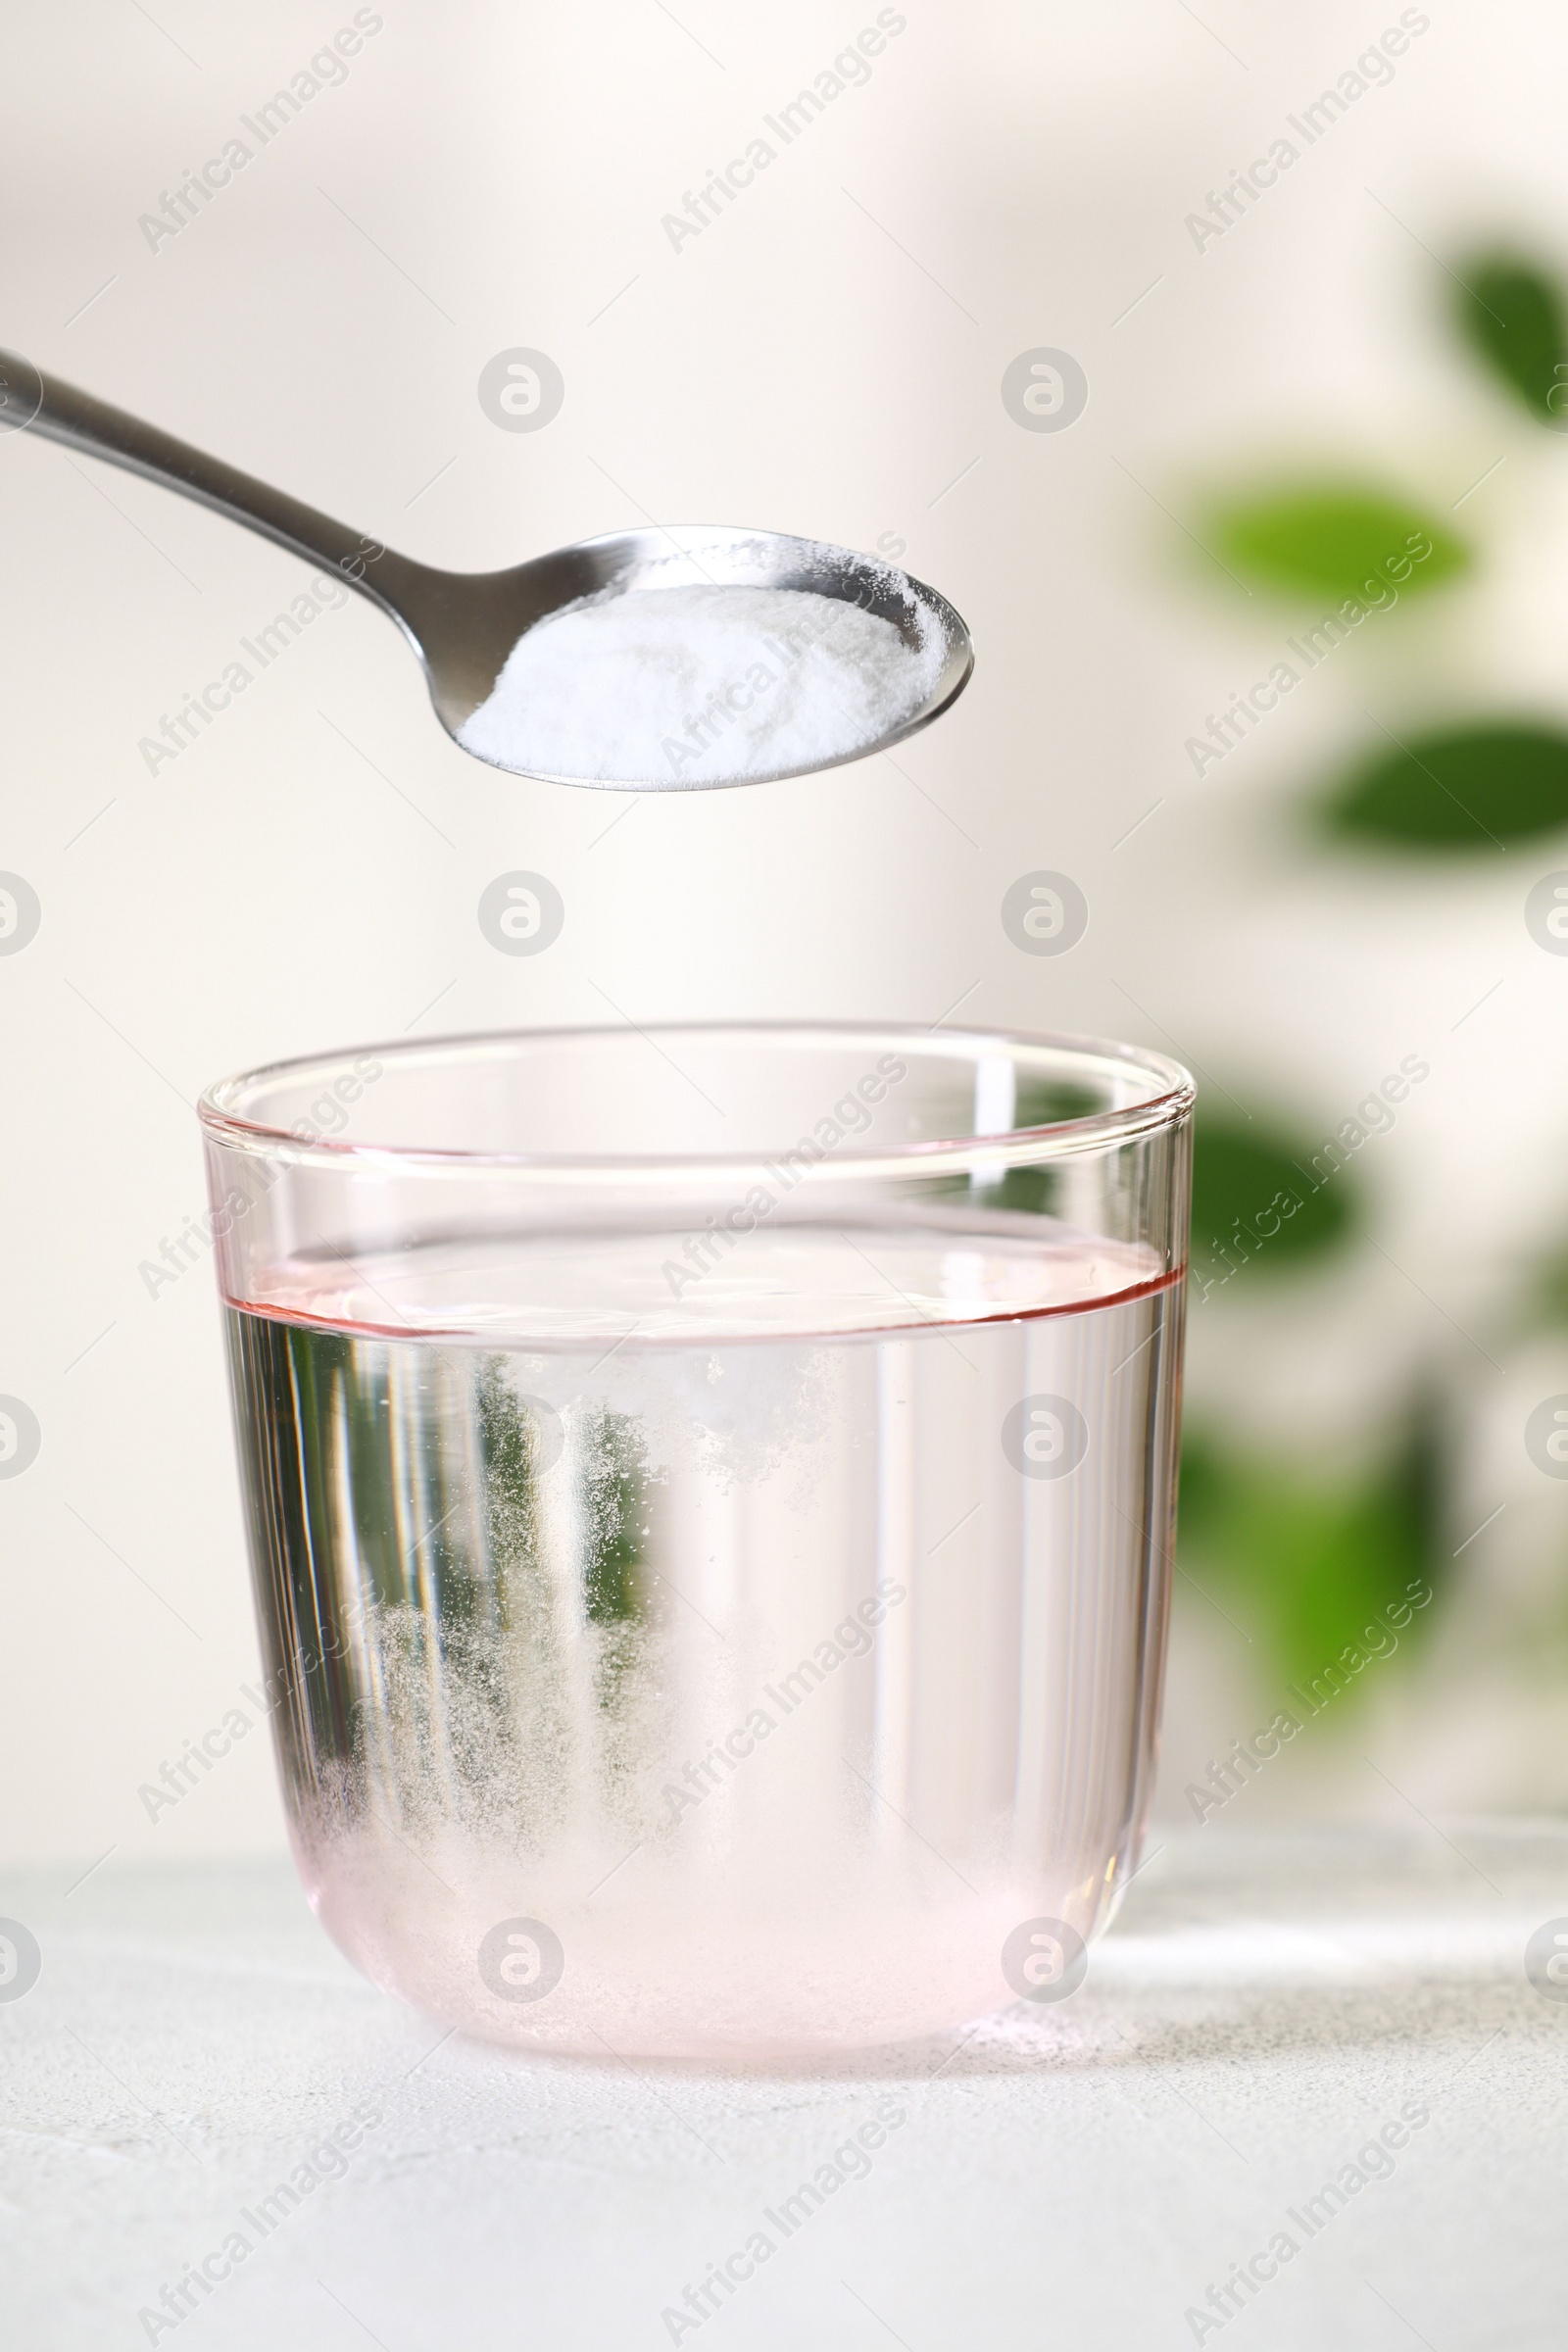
[4,0,1568,1869]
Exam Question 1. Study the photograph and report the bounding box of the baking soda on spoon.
[458,577,946,786]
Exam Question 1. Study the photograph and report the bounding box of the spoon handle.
[0,346,416,612]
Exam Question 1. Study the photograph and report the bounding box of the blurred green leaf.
[1206,485,1466,601]
[1179,1414,1442,1696]
[1190,1116,1353,1294]
[579,1407,648,1628]
[988,1165,1059,1216]
[1328,719,1568,848]
[1455,253,1568,425]
[1512,1236,1568,1337]
[1016,1078,1101,1126]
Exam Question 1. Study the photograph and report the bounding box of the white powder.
[458,580,945,786]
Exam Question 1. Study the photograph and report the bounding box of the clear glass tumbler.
[200,1022,1193,2057]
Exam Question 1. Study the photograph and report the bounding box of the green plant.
[1207,485,1464,602]
[1190,1114,1355,1288]
[1454,253,1568,425]
[1164,244,1568,1689]
[1328,718,1568,848]
[1180,1413,1443,1695]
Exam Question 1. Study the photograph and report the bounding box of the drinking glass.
[200,1022,1193,2056]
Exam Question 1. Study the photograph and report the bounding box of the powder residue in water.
[457,579,946,785]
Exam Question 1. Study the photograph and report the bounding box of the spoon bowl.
[1,347,972,789]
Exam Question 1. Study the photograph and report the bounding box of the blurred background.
[3,0,1567,1870]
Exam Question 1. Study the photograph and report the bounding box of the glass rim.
[197,1019,1196,1180]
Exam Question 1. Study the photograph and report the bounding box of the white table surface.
[3,1828,1564,2350]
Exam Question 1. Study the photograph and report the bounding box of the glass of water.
[200,1022,1193,2057]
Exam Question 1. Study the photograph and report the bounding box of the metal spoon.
[0,346,973,790]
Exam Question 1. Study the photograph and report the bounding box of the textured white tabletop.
[3,1829,1564,2350]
